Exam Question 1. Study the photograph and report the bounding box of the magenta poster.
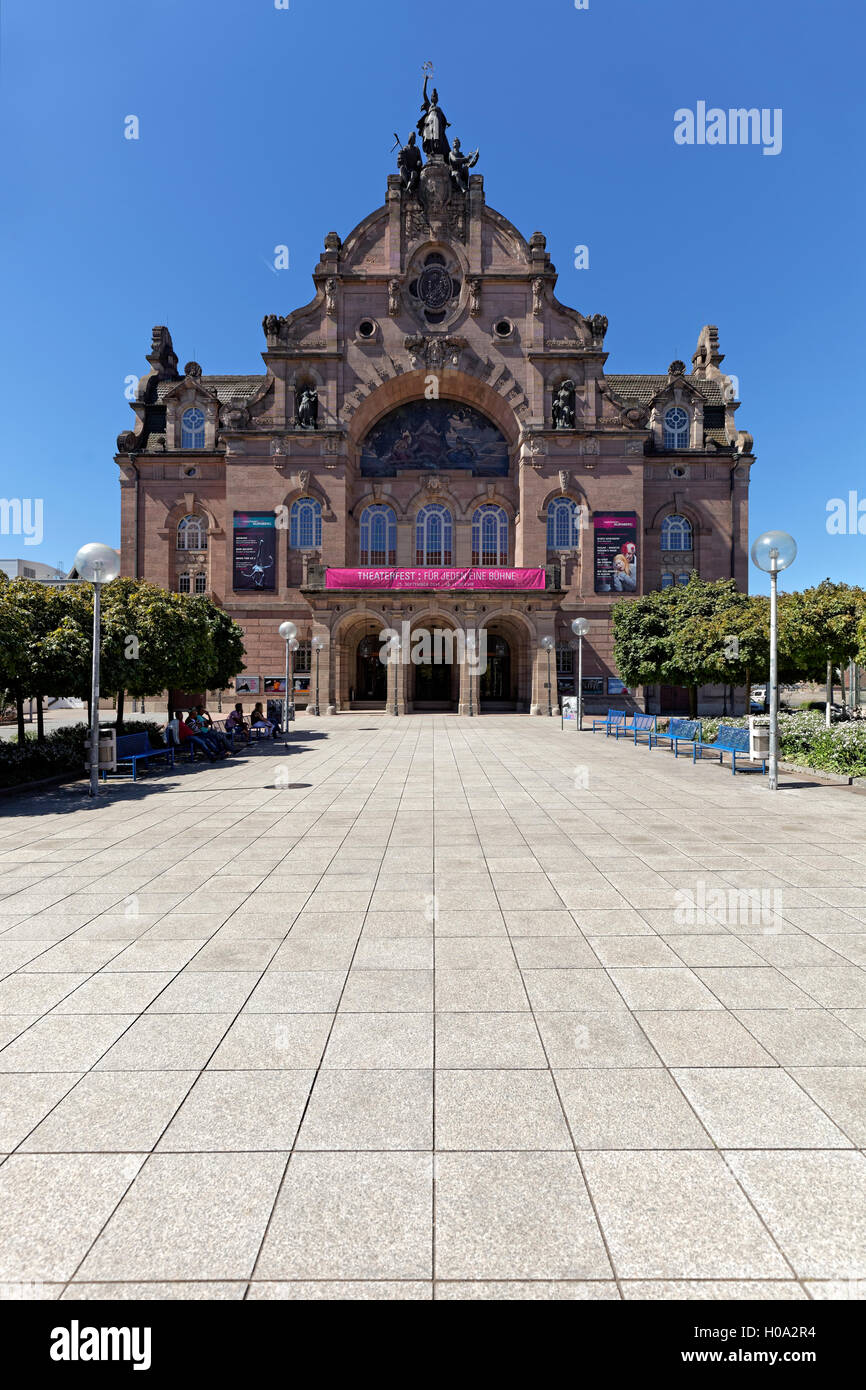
[594,513,638,594]
[326,568,546,592]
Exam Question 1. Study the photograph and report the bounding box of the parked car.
[750,686,768,713]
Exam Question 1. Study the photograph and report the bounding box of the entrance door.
[660,684,690,715]
[480,636,515,710]
[414,656,455,709]
[353,635,387,706]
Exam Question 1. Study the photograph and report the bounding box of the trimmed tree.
[612,575,764,717]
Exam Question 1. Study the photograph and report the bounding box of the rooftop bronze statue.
[395,131,422,195]
[448,138,479,194]
[417,74,451,157]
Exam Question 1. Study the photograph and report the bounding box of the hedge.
[0,721,168,790]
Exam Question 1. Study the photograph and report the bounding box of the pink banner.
[326,567,546,592]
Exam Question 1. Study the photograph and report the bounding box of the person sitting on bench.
[251,702,277,738]
[190,708,232,755]
[164,711,218,762]
[226,703,250,743]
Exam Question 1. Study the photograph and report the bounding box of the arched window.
[290,497,322,550]
[663,407,690,449]
[177,572,191,594]
[660,514,693,551]
[677,572,692,587]
[416,504,453,567]
[546,497,582,552]
[660,573,674,589]
[177,515,208,551]
[359,504,397,566]
[472,505,509,566]
[181,407,206,449]
[194,572,207,595]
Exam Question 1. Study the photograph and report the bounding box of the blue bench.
[591,709,626,735]
[693,724,766,776]
[112,732,175,782]
[653,718,702,757]
[617,713,658,744]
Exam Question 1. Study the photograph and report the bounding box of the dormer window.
[181,408,206,449]
[663,407,689,450]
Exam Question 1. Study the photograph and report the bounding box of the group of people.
[163,702,279,764]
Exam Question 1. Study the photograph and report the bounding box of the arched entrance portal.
[353,634,387,707]
[480,634,514,710]
[409,618,460,712]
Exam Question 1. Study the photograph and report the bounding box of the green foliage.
[612,576,770,708]
[779,580,866,679]
[0,720,168,790]
[0,577,246,731]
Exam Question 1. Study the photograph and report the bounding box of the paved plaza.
[0,715,865,1301]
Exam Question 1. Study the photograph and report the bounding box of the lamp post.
[466,632,476,717]
[73,543,121,798]
[750,530,797,792]
[541,636,555,717]
[391,634,401,717]
[311,636,325,716]
[571,618,590,731]
[278,621,298,739]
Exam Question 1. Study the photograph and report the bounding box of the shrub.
[0,720,169,790]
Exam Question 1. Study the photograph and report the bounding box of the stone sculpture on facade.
[552,379,576,431]
[586,314,608,341]
[296,386,319,430]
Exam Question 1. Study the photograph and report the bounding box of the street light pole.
[542,636,554,717]
[392,635,400,717]
[89,581,101,798]
[278,621,298,740]
[311,636,325,716]
[751,530,797,793]
[73,543,122,799]
[571,618,590,732]
[467,632,475,717]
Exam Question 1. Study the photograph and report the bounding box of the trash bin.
[85,728,117,773]
[749,716,770,762]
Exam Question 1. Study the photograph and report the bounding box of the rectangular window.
[293,641,312,674]
[556,646,574,675]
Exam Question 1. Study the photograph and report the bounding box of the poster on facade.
[326,568,546,591]
[594,513,639,594]
[264,677,286,694]
[233,512,276,591]
[608,677,628,695]
[234,676,260,695]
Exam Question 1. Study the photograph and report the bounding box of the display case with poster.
[264,677,287,695]
[234,676,261,696]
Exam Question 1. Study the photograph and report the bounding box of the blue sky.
[1,0,863,594]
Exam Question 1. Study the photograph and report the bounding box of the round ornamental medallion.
[417,264,454,310]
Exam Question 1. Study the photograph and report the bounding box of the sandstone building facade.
[117,91,754,716]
